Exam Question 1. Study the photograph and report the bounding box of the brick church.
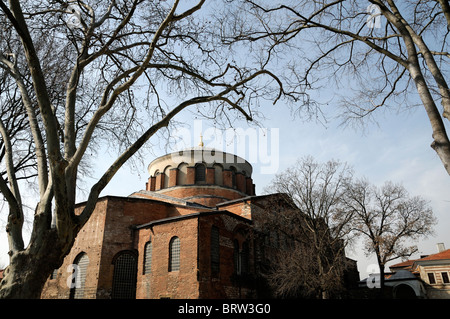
[41,145,357,299]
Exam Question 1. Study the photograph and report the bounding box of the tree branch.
[0,118,24,254]
[0,55,49,197]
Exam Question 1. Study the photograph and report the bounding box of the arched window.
[163,166,172,188]
[169,236,180,272]
[144,241,153,275]
[195,164,206,183]
[69,253,89,299]
[211,226,220,274]
[111,251,137,299]
[177,163,188,185]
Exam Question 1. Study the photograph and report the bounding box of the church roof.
[129,190,212,209]
[132,209,252,230]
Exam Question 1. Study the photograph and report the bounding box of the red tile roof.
[390,249,450,272]
[390,259,417,270]
[417,249,450,261]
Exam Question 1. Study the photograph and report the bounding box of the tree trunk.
[377,0,450,175]
[408,63,450,175]
[0,252,53,299]
[0,228,73,299]
[378,262,386,299]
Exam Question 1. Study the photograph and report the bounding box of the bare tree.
[343,179,437,296]
[0,0,296,298]
[0,72,36,189]
[260,156,356,299]
[230,0,450,175]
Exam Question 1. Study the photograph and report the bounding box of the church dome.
[144,147,255,206]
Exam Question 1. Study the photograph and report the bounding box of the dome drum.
[145,148,255,200]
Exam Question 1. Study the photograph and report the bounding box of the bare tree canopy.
[261,156,436,298]
[0,72,36,184]
[231,0,450,174]
[0,0,298,298]
[343,178,437,294]
[261,156,356,298]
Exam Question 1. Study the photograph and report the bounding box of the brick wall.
[41,200,108,299]
[197,213,254,298]
[41,196,183,299]
[41,192,262,299]
[135,212,255,299]
[136,218,200,299]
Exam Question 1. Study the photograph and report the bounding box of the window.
[442,272,450,284]
[213,164,223,186]
[169,236,180,272]
[241,242,249,274]
[233,240,250,275]
[177,163,188,185]
[195,164,206,183]
[69,253,89,299]
[144,241,153,274]
[163,166,171,188]
[112,251,137,299]
[230,166,236,188]
[211,226,220,274]
[234,240,240,275]
[427,273,436,284]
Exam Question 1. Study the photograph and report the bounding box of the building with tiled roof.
[389,259,417,273]
[389,244,450,299]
